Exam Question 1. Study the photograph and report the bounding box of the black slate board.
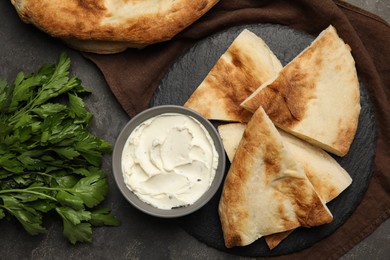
[151,24,376,257]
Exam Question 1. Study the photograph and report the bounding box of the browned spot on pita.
[26,1,108,39]
[264,170,333,249]
[263,142,282,180]
[333,120,357,155]
[185,54,258,122]
[243,43,324,128]
[274,200,297,231]
[77,0,105,11]
[302,165,338,202]
[272,174,332,227]
[245,65,318,128]
[226,235,244,249]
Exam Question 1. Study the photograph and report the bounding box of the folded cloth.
[83,0,390,259]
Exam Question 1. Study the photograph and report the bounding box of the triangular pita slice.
[241,25,361,156]
[218,107,333,248]
[264,231,292,250]
[218,123,352,203]
[218,122,352,249]
[184,29,283,122]
[217,123,247,162]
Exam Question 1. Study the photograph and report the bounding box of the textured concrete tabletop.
[0,1,389,259]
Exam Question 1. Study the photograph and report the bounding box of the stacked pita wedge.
[184,29,283,122]
[218,107,333,248]
[218,123,352,203]
[241,25,360,156]
[218,123,352,249]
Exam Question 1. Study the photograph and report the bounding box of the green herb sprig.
[0,53,120,244]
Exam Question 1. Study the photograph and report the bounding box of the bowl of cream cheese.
[112,105,226,218]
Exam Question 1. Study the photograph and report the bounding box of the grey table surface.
[0,1,389,259]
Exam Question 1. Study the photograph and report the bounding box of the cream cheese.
[122,113,219,210]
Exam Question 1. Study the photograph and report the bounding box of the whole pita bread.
[218,107,333,248]
[10,0,219,53]
[241,25,361,156]
[184,29,283,122]
[218,122,352,249]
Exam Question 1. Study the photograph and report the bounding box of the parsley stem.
[34,172,53,178]
[0,189,57,201]
[27,186,68,192]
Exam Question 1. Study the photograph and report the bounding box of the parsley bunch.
[0,53,120,244]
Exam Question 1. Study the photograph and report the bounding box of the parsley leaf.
[0,195,46,235]
[90,208,121,226]
[70,173,108,208]
[0,79,11,111]
[56,207,92,244]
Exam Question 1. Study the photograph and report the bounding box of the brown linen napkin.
[82,0,390,259]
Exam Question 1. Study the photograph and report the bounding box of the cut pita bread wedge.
[218,107,333,248]
[218,122,352,249]
[184,29,283,122]
[218,123,247,162]
[218,123,352,203]
[241,25,361,156]
[264,231,292,250]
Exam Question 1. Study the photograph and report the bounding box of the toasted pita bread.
[218,122,351,249]
[218,123,352,203]
[241,25,361,156]
[10,0,219,53]
[218,108,333,248]
[184,29,283,122]
[218,123,247,162]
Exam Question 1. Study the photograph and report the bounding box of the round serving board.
[151,23,376,257]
